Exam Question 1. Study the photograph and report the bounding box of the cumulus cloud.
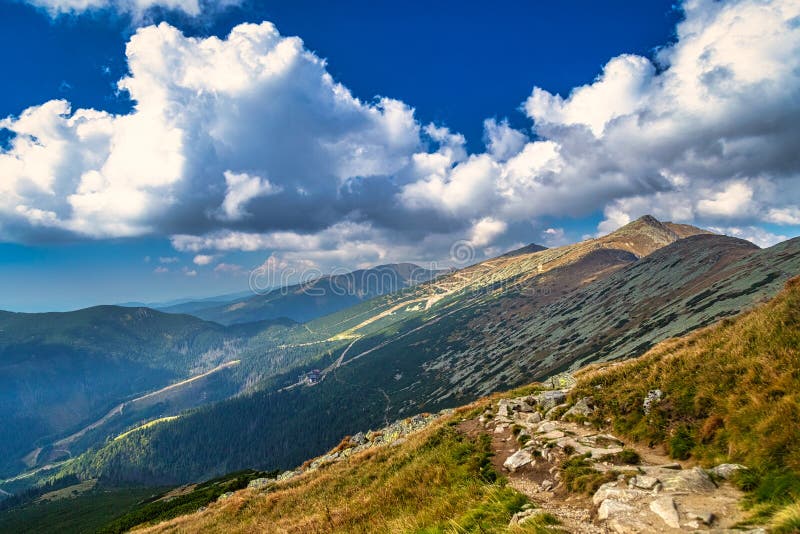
[1,0,799,272]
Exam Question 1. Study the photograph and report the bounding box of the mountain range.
[0,216,794,496]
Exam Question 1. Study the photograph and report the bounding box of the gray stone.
[687,511,715,525]
[536,421,559,433]
[709,463,747,480]
[659,467,716,492]
[522,412,542,425]
[544,403,568,420]
[629,475,660,490]
[593,482,648,506]
[541,479,554,491]
[217,491,234,501]
[247,477,275,489]
[351,431,367,445]
[534,390,568,411]
[503,449,533,472]
[649,496,680,528]
[597,499,636,521]
[561,397,594,420]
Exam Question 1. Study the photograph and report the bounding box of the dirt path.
[461,392,757,533]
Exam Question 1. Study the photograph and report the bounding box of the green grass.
[126,412,556,533]
[561,455,616,494]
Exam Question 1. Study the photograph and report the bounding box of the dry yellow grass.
[133,401,555,534]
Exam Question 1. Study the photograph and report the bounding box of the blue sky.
[0,0,798,311]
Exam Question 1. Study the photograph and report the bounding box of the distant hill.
[0,307,246,478]
[118,291,253,312]
[178,262,444,325]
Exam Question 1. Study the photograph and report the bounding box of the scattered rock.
[541,479,554,491]
[643,389,663,414]
[649,496,681,528]
[709,463,747,480]
[217,491,234,501]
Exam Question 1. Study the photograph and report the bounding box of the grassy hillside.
[570,277,800,530]
[129,405,555,534]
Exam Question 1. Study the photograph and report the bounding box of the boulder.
[534,390,568,411]
[709,463,747,480]
[540,479,554,491]
[593,482,648,506]
[522,412,542,425]
[561,397,594,420]
[597,499,636,521]
[503,450,533,472]
[658,467,716,492]
[217,491,234,501]
[649,496,680,528]
[536,421,559,433]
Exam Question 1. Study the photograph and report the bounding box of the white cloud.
[1,0,799,267]
[525,54,655,136]
[153,266,169,273]
[192,254,215,265]
[182,267,197,277]
[697,182,754,218]
[0,22,419,241]
[158,256,179,263]
[218,171,280,221]
[468,217,507,248]
[766,207,800,225]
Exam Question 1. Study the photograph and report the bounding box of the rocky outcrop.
[486,387,760,532]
